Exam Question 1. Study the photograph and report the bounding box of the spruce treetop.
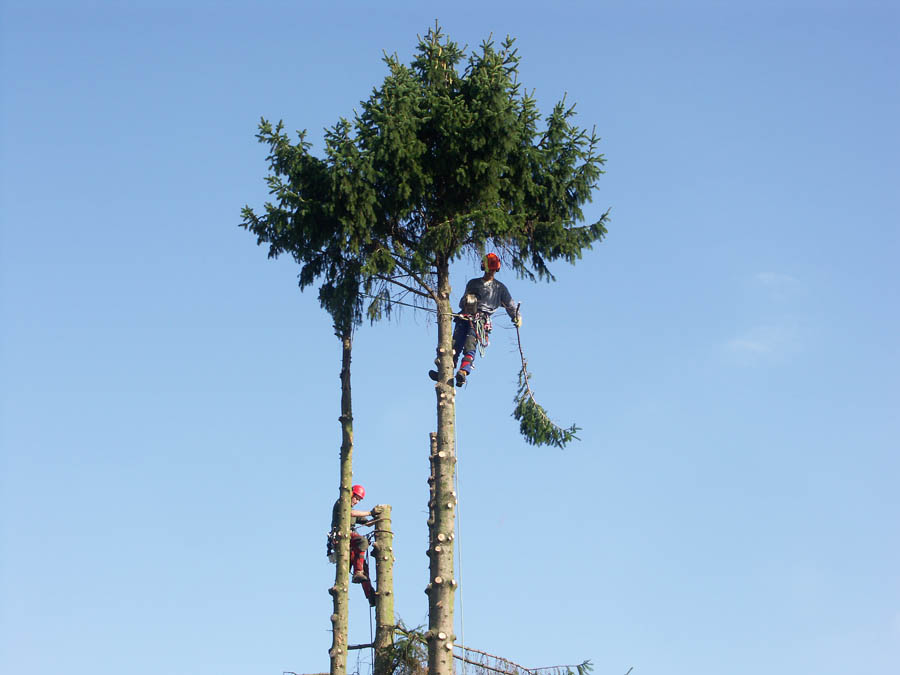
[242,23,607,303]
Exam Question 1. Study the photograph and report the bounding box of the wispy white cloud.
[754,272,803,302]
[726,322,799,358]
[728,337,773,354]
[721,274,805,361]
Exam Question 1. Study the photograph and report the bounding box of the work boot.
[352,571,369,583]
[455,370,467,387]
[430,369,456,384]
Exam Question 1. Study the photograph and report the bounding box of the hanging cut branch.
[512,304,580,449]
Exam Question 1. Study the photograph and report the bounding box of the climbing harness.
[325,529,338,563]
[325,527,375,565]
[458,311,492,357]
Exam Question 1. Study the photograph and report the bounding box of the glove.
[513,315,522,328]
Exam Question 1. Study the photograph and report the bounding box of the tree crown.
[241,23,608,315]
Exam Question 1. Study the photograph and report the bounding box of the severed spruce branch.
[512,305,580,449]
[532,660,594,675]
[391,623,592,675]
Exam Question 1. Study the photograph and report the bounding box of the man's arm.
[352,509,377,527]
[500,283,520,322]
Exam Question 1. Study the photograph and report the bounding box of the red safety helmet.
[484,253,501,271]
[352,484,365,499]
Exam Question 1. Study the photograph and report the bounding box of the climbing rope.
[359,292,469,319]
[454,405,467,673]
[368,598,374,675]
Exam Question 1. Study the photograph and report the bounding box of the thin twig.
[531,661,591,674]
[452,653,521,675]
[358,293,464,318]
[453,644,533,674]
[388,253,438,302]
[375,274,432,298]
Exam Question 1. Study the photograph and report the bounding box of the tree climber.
[429,252,522,387]
[328,484,376,606]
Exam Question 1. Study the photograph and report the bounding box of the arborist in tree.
[328,484,376,607]
[429,252,522,388]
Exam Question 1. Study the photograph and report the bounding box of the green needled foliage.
[241,23,608,446]
[239,120,370,336]
[513,365,580,449]
[512,309,579,448]
[384,623,429,675]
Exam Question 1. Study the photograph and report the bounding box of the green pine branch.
[512,314,580,449]
[513,363,580,449]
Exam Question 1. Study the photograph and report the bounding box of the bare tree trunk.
[329,328,354,675]
[427,259,457,675]
[372,504,394,675]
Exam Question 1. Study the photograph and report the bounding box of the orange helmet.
[352,484,365,499]
[484,253,501,271]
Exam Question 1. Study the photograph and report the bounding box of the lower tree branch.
[375,274,432,298]
[389,253,438,303]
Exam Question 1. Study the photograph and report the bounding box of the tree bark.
[372,504,394,675]
[427,258,457,674]
[329,328,354,675]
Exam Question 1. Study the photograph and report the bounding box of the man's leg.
[456,322,478,385]
[350,533,368,582]
[451,317,468,369]
[430,317,469,382]
[360,558,376,607]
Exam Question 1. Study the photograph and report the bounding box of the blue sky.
[1,2,898,674]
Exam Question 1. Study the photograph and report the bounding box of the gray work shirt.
[460,277,518,320]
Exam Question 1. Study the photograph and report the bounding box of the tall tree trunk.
[329,328,354,675]
[372,504,394,675]
[427,259,457,674]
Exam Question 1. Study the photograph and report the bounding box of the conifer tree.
[242,24,608,675]
[240,130,370,675]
